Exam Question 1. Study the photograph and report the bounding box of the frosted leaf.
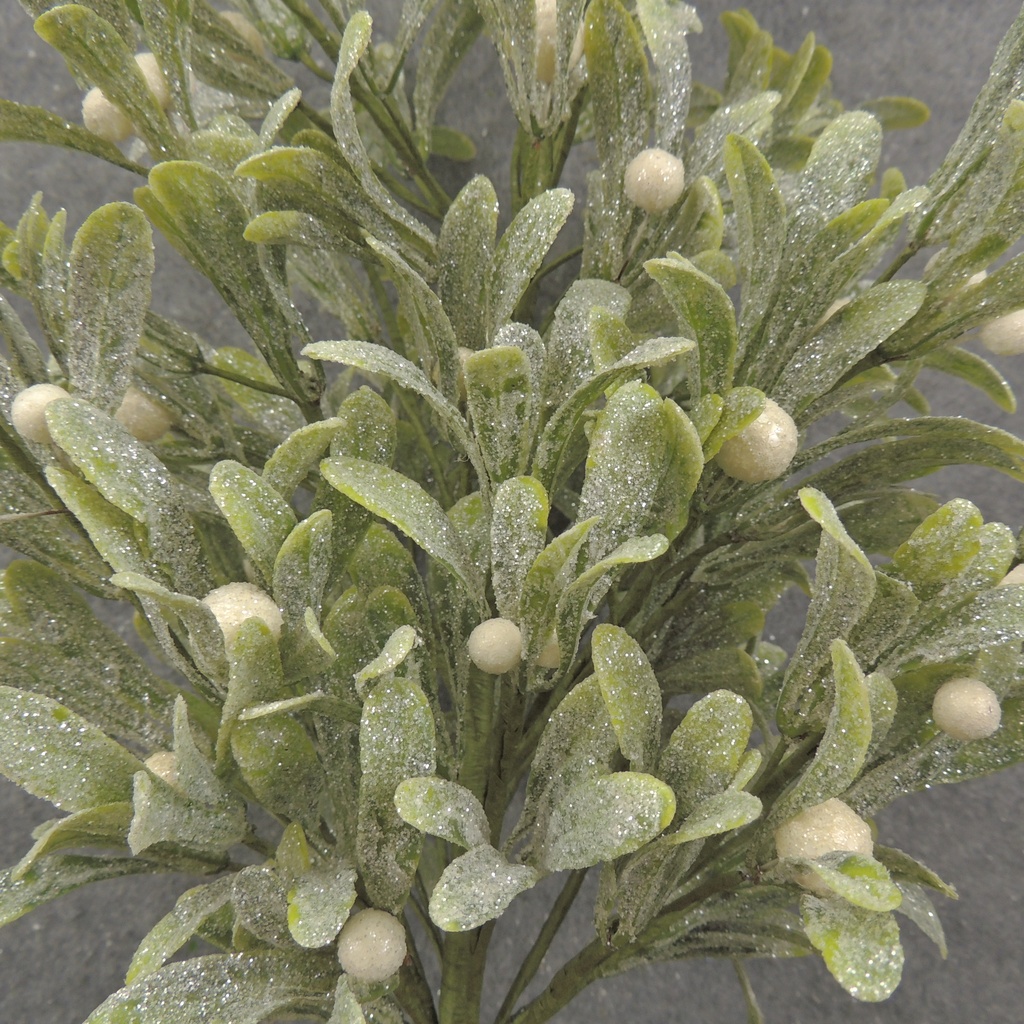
[577,381,700,561]
[724,135,786,354]
[12,802,133,880]
[775,641,871,824]
[65,203,153,413]
[518,516,598,674]
[555,534,669,667]
[513,676,618,849]
[700,386,764,461]
[592,624,661,771]
[232,864,292,946]
[800,896,904,1002]
[354,625,419,696]
[542,279,631,410]
[777,280,926,415]
[262,418,351,499]
[924,346,1016,415]
[47,399,210,595]
[358,677,435,911]
[464,346,535,483]
[0,685,143,812]
[646,254,736,398]
[659,690,753,818]
[429,844,539,931]
[670,790,761,844]
[893,882,948,958]
[127,875,236,982]
[206,346,304,439]
[286,858,358,949]
[83,950,339,1023]
[780,853,901,912]
[0,559,175,749]
[777,490,875,734]
[891,499,984,597]
[540,771,675,871]
[491,476,548,622]
[322,455,482,604]
[490,188,574,336]
[438,175,498,349]
[330,14,434,252]
[0,854,163,929]
[873,844,957,900]
[304,340,479,474]
[328,977,367,1024]
[210,460,297,582]
[534,333,695,493]
[231,716,325,832]
[394,775,490,849]
[688,92,779,185]
[636,0,700,155]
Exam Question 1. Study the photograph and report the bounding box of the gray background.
[3,1,1024,1021]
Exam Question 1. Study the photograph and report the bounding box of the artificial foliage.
[2,1,1024,1022]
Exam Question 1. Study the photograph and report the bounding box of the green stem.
[277,0,340,61]
[508,937,617,1024]
[438,925,494,1024]
[196,361,295,400]
[495,869,587,1024]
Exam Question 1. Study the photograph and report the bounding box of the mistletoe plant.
[3,1,1024,1022]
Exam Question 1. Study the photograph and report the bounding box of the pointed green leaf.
[794,853,902,912]
[670,790,762,843]
[491,476,548,622]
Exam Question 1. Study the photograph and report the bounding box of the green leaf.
[801,897,904,1002]
[490,188,574,334]
[0,97,146,174]
[533,334,696,493]
[354,625,419,696]
[429,844,539,931]
[0,686,143,811]
[592,624,662,772]
[358,677,435,912]
[582,0,651,276]
[210,460,297,582]
[541,772,675,870]
[793,853,902,912]
[924,346,1015,413]
[438,175,498,349]
[262,419,354,500]
[84,950,339,1023]
[724,133,786,361]
[775,640,872,821]
[287,858,357,949]
[646,254,736,396]
[670,790,762,843]
[860,96,930,131]
[328,977,367,1024]
[891,499,984,597]
[35,4,178,158]
[138,0,194,128]
[893,882,948,958]
[394,776,490,849]
[464,346,535,483]
[577,381,702,562]
[659,690,754,818]
[518,517,598,671]
[778,490,875,734]
[491,476,548,622]
[46,397,209,595]
[321,455,482,603]
[0,854,166,929]
[13,802,133,879]
[127,875,235,982]
[872,845,957,900]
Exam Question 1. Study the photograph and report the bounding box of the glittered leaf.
[491,476,548,622]
[287,859,357,948]
[394,776,490,849]
[429,844,539,931]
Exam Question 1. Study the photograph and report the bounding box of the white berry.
[468,618,522,674]
[337,908,406,983]
[82,87,133,143]
[715,398,798,484]
[135,52,172,109]
[998,564,1024,586]
[115,386,173,442]
[144,750,179,786]
[220,10,267,55]
[775,798,873,894]
[623,148,686,214]
[10,383,70,444]
[202,582,282,646]
[979,308,1024,355]
[932,677,1001,741]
